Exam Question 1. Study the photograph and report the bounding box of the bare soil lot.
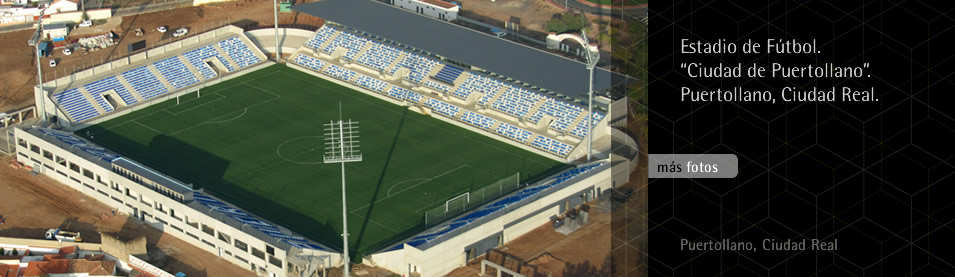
[0,155,256,277]
[0,0,324,113]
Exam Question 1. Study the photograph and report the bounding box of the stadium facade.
[14,4,627,275]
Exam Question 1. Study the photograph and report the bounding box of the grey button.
[648,154,738,178]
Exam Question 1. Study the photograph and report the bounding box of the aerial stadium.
[12,0,631,276]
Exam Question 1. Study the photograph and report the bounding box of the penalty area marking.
[385,164,470,197]
[349,164,472,214]
[204,108,248,124]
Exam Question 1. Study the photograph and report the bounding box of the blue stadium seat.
[292,54,328,72]
[53,88,100,122]
[432,65,463,84]
[459,111,497,130]
[121,66,167,101]
[530,136,573,156]
[217,37,261,69]
[355,75,389,93]
[424,98,461,117]
[495,123,532,143]
[323,64,358,81]
[83,76,129,112]
[152,56,199,90]
[191,192,327,251]
[182,45,223,79]
[304,26,338,50]
[36,129,118,161]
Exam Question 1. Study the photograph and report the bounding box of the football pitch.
[79,64,564,254]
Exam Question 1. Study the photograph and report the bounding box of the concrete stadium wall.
[367,162,612,276]
[246,28,314,56]
[12,128,340,277]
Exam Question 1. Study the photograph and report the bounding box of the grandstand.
[19,3,620,276]
[42,27,266,124]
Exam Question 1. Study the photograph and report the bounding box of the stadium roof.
[292,0,628,100]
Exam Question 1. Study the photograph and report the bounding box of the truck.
[45,229,82,242]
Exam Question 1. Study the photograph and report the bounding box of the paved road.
[0,22,36,34]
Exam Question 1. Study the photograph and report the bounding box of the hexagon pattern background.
[650,1,954,275]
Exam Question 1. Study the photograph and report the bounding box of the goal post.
[424,172,521,227]
[446,192,470,213]
[176,89,201,105]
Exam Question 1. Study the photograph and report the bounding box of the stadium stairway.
[317,29,342,52]
[211,43,239,71]
[382,52,408,75]
[77,87,108,115]
[566,112,590,136]
[480,86,511,109]
[178,55,210,82]
[525,100,547,123]
[351,43,375,63]
[115,75,146,104]
[146,66,177,92]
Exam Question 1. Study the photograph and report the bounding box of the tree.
[546,13,587,33]
[546,19,568,33]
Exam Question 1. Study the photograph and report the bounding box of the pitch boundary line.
[348,164,471,214]
[132,120,166,136]
[386,164,470,197]
[347,213,402,233]
[166,83,282,136]
[93,70,283,136]
[164,92,227,115]
[205,108,248,124]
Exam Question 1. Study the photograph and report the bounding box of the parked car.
[62,48,72,55]
[49,59,57,67]
[173,28,188,38]
[78,20,93,27]
[157,26,168,33]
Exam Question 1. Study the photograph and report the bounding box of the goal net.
[424,172,520,227]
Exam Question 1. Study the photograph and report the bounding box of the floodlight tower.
[579,27,599,161]
[273,0,280,59]
[323,104,361,277]
[28,9,48,121]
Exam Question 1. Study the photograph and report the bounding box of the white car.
[49,59,57,67]
[157,26,168,33]
[62,48,72,55]
[78,20,92,27]
[173,28,188,38]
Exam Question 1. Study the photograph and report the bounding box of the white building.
[392,0,459,21]
[47,0,77,13]
[42,23,68,40]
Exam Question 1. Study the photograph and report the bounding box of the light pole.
[323,104,362,277]
[29,9,47,122]
[273,0,280,60]
[579,27,598,161]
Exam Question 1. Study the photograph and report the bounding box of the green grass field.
[78,64,563,254]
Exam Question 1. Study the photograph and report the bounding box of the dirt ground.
[455,0,616,47]
[447,199,612,277]
[0,154,256,277]
[0,0,325,113]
